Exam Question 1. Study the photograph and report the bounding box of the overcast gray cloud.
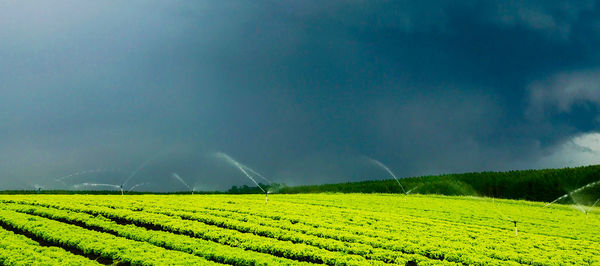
[490,1,596,38]
[1,1,600,191]
[528,69,600,117]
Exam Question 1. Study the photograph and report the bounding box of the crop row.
[278,194,600,242]
[3,194,599,266]
[0,207,221,265]
[3,198,521,265]
[1,200,395,266]
[66,196,597,265]
[0,225,100,266]
[188,197,600,252]
[3,202,313,266]
[132,204,515,265]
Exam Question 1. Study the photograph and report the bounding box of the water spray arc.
[406,185,421,195]
[54,168,126,187]
[32,184,43,194]
[53,149,172,194]
[214,152,270,203]
[127,182,148,193]
[122,151,169,189]
[545,180,600,207]
[171,173,193,194]
[242,166,273,184]
[365,157,406,195]
[591,198,600,210]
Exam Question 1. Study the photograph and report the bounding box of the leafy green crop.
[0,194,598,265]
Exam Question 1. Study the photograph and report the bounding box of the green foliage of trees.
[278,165,600,203]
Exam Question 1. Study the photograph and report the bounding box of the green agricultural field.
[0,194,598,265]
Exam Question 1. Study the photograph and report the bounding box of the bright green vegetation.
[0,194,598,265]
[0,224,101,266]
[278,165,600,203]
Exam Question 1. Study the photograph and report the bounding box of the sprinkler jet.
[214,152,272,204]
[54,168,126,188]
[364,156,406,196]
[172,173,194,194]
[570,195,600,218]
[121,149,173,190]
[545,180,600,207]
[127,182,148,193]
[406,185,421,195]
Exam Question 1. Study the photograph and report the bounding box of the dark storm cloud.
[1,1,600,191]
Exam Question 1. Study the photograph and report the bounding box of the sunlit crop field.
[0,194,599,265]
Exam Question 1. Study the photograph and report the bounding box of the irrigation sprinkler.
[30,184,44,194]
[191,185,203,195]
[570,196,591,218]
[545,180,600,207]
[491,197,519,236]
[489,196,519,236]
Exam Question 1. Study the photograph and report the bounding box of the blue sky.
[1,1,600,191]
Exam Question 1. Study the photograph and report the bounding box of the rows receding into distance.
[0,194,599,265]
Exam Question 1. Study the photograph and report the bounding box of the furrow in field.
[128,204,528,265]
[1,199,448,266]
[189,197,600,251]
[94,197,598,265]
[3,198,518,265]
[128,198,597,265]
[4,195,598,265]
[0,207,222,265]
[0,224,102,266]
[278,195,600,242]
[3,202,315,266]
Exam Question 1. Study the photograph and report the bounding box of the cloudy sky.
[2,1,600,191]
